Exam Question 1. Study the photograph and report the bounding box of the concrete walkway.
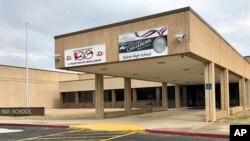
[0,108,230,135]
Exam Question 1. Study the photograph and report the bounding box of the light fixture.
[100,68,108,70]
[54,54,61,61]
[183,68,190,71]
[157,61,166,64]
[175,34,185,42]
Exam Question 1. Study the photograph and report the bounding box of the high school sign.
[119,26,168,61]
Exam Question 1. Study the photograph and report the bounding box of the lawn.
[218,110,250,123]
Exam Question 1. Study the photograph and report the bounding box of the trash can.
[146,102,153,113]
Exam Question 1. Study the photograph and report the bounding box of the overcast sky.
[0,0,250,70]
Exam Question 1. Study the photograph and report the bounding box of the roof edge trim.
[54,7,191,39]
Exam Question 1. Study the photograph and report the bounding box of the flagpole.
[25,22,29,107]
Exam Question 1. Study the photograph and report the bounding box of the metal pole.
[26,22,29,107]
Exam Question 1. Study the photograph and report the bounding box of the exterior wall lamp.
[175,34,185,42]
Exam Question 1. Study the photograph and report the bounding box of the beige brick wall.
[55,11,189,68]
[0,65,78,108]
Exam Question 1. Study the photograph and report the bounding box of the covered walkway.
[54,7,250,122]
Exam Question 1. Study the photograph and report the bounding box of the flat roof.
[0,64,82,74]
[54,6,247,62]
[54,7,190,39]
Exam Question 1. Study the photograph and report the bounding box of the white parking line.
[0,128,23,134]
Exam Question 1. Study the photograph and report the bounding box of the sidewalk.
[0,109,230,139]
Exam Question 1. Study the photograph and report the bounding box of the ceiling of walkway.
[71,55,239,85]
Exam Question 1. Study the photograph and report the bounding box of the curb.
[0,123,69,129]
[70,123,144,132]
[145,129,229,139]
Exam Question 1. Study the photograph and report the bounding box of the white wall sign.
[119,26,168,61]
[64,44,106,67]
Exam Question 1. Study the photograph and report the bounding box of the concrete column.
[75,92,79,108]
[220,70,225,110]
[182,86,188,107]
[111,90,116,108]
[224,69,230,116]
[247,80,250,109]
[247,80,250,108]
[95,74,104,119]
[162,82,168,110]
[124,78,132,115]
[245,79,249,109]
[239,77,246,110]
[92,91,95,108]
[175,85,181,108]
[204,62,216,122]
[220,69,229,116]
[60,93,63,107]
[132,89,137,108]
[156,87,161,107]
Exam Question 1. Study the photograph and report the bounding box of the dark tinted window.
[115,89,124,101]
[79,91,93,102]
[137,87,156,100]
[62,92,75,103]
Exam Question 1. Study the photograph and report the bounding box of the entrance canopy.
[54,7,249,121]
[70,55,238,85]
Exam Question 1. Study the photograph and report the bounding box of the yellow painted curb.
[70,123,144,132]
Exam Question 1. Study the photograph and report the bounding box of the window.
[79,91,93,102]
[168,86,175,100]
[104,90,112,101]
[137,87,156,100]
[115,89,124,101]
[229,83,240,106]
[186,85,205,106]
[62,92,75,103]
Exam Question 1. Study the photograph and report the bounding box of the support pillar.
[220,69,229,116]
[247,80,250,109]
[220,70,225,110]
[132,89,137,108]
[95,74,104,119]
[204,62,216,122]
[156,87,161,107]
[182,86,188,107]
[162,82,168,110]
[111,90,116,108]
[75,92,79,108]
[60,93,63,107]
[124,78,132,115]
[175,85,180,108]
[245,79,249,109]
[92,91,95,108]
[239,77,246,110]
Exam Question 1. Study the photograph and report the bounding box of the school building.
[54,7,250,122]
[0,7,249,122]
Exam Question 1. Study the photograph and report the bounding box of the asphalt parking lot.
[0,126,133,141]
[0,126,71,141]
[0,126,228,141]
[113,133,228,141]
